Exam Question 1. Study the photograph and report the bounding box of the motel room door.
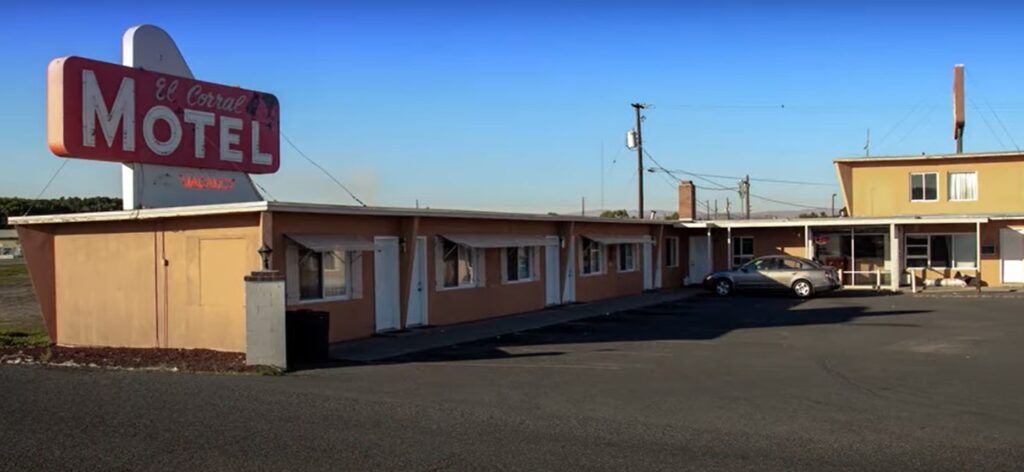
[642,241,654,290]
[406,237,429,328]
[1000,228,1024,283]
[545,236,561,306]
[688,236,709,285]
[374,237,402,332]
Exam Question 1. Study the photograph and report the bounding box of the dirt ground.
[0,261,42,332]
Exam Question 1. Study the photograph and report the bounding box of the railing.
[906,267,980,293]
[837,269,884,289]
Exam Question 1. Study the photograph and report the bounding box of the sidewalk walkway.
[328,288,701,362]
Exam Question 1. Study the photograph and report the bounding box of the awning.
[583,234,652,245]
[441,234,554,248]
[287,234,376,252]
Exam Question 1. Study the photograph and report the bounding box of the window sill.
[949,199,977,202]
[617,268,639,273]
[579,271,605,278]
[502,278,539,285]
[291,295,353,305]
[910,200,939,203]
[436,284,481,292]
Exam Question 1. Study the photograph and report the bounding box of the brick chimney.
[677,181,696,221]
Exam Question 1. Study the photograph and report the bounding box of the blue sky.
[3,0,1023,213]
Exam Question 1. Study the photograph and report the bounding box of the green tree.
[600,209,630,219]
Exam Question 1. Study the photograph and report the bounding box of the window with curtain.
[581,237,604,275]
[948,172,977,201]
[504,246,535,282]
[442,239,477,288]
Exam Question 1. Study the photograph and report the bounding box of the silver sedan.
[703,255,840,298]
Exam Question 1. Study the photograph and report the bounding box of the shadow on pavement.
[294,291,927,370]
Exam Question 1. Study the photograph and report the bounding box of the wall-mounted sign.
[47,56,280,174]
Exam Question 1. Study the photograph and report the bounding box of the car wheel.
[713,279,733,297]
[792,279,813,298]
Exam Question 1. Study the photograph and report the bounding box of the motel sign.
[48,56,280,174]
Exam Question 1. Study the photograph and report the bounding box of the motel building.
[12,205,688,352]
[12,149,1024,355]
[681,151,1024,292]
[10,26,1024,361]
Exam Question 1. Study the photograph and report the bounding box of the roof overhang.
[833,150,1024,164]
[679,215,992,229]
[8,201,681,226]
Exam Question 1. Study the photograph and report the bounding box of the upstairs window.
[948,172,977,201]
[910,172,938,202]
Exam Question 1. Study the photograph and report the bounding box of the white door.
[406,236,429,327]
[642,241,654,290]
[373,237,401,332]
[562,238,576,303]
[1000,229,1024,283]
[688,236,710,285]
[545,237,561,306]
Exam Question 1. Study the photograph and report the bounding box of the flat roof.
[679,214,997,229]
[8,201,682,226]
[833,150,1024,164]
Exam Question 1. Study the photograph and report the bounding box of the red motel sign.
[47,56,280,174]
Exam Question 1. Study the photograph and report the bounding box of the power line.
[964,71,1021,151]
[281,132,367,207]
[643,149,824,212]
[22,160,70,216]
[652,169,835,187]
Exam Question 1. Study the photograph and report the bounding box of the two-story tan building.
[681,151,1024,289]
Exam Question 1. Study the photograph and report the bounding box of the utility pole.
[864,128,871,157]
[703,200,711,220]
[714,200,718,220]
[581,197,586,216]
[738,175,751,219]
[726,198,732,220]
[631,103,649,219]
[831,193,837,217]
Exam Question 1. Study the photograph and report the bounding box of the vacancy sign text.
[47,56,280,174]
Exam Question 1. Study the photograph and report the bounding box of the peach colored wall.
[15,226,56,340]
[42,214,260,350]
[712,227,807,271]
[270,212,399,342]
[839,156,1024,217]
[269,211,684,342]
[572,222,653,303]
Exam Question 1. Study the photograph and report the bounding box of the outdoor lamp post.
[257,244,272,271]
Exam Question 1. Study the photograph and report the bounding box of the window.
[779,258,809,270]
[732,237,754,268]
[905,234,977,269]
[581,237,604,275]
[441,239,477,288]
[910,172,938,202]
[948,172,977,201]
[504,246,536,282]
[617,244,637,272]
[664,237,679,267]
[298,248,351,300]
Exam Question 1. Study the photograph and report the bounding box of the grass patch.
[0,328,50,348]
[0,264,28,287]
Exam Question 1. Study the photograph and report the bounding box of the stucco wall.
[712,227,807,271]
[47,214,261,350]
[841,156,1024,217]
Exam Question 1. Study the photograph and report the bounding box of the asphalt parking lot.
[2,291,1023,471]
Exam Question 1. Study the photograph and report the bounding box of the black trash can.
[286,310,330,364]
